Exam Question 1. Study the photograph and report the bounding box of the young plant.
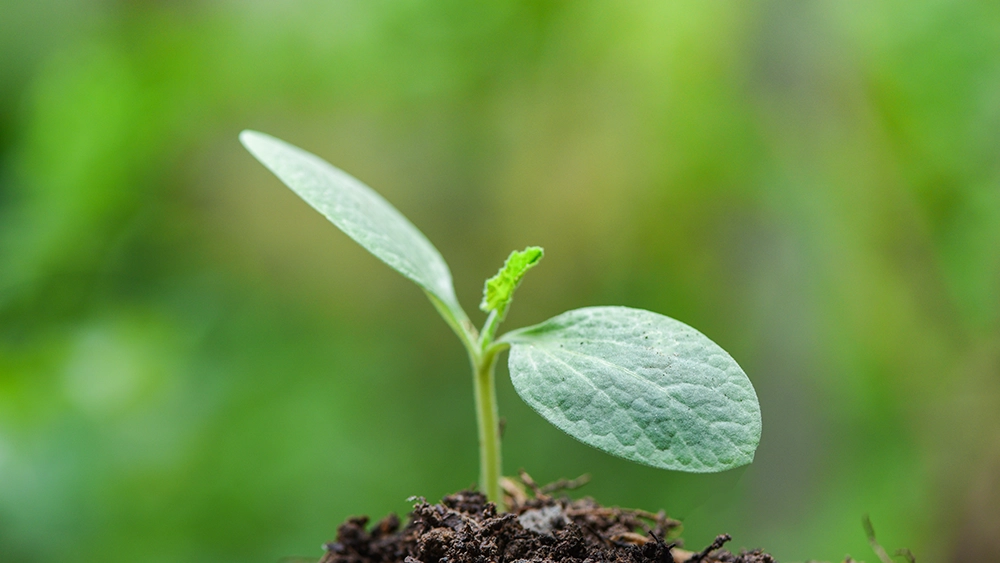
[240,131,762,510]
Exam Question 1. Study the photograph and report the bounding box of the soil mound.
[319,489,775,563]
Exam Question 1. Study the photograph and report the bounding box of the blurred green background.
[2,1,999,562]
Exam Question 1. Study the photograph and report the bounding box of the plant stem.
[472,346,504,511]
[479,310,501,347]
[431,293,509,510]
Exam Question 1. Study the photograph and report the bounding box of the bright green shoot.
[240,130,762,511]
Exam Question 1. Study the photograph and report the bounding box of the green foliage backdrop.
[2,2,999,562]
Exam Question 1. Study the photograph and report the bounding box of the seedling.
[240,131,762,511]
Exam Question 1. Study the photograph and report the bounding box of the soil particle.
[319,489,776,563]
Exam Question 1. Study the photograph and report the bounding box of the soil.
[317,477,777,563]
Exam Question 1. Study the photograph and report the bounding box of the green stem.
[472,345,504,511]
[425,291,478,352]
[479,310,501,348]
[427,292,509,510]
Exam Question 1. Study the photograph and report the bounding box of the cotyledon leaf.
[240,130,468,326]
[500,306,761,472]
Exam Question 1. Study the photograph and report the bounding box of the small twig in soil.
[862,514,894,563]
[687,534,732,563]
[611,531,653,545]
[518,469,543,497]
[500,476,528,507]
[539,474,591,494]
[633,508,664,520]
[636,508,682,537]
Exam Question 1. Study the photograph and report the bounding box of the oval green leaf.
[240,130,466,324]
[501,306,761,472]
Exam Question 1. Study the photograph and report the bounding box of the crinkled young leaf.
[480,246,543,320]
[240,130,467,325]
[501,306,761,472]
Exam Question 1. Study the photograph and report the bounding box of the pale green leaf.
[501,306,761,472]
[480,246,543,320]
[240,130,467,325]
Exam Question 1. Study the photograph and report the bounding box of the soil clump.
[318,485,775,563]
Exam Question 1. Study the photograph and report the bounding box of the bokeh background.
[2,2,999,562]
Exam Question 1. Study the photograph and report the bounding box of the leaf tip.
[239,129,270,153]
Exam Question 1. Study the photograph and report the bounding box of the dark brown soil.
[318,481,776,563]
